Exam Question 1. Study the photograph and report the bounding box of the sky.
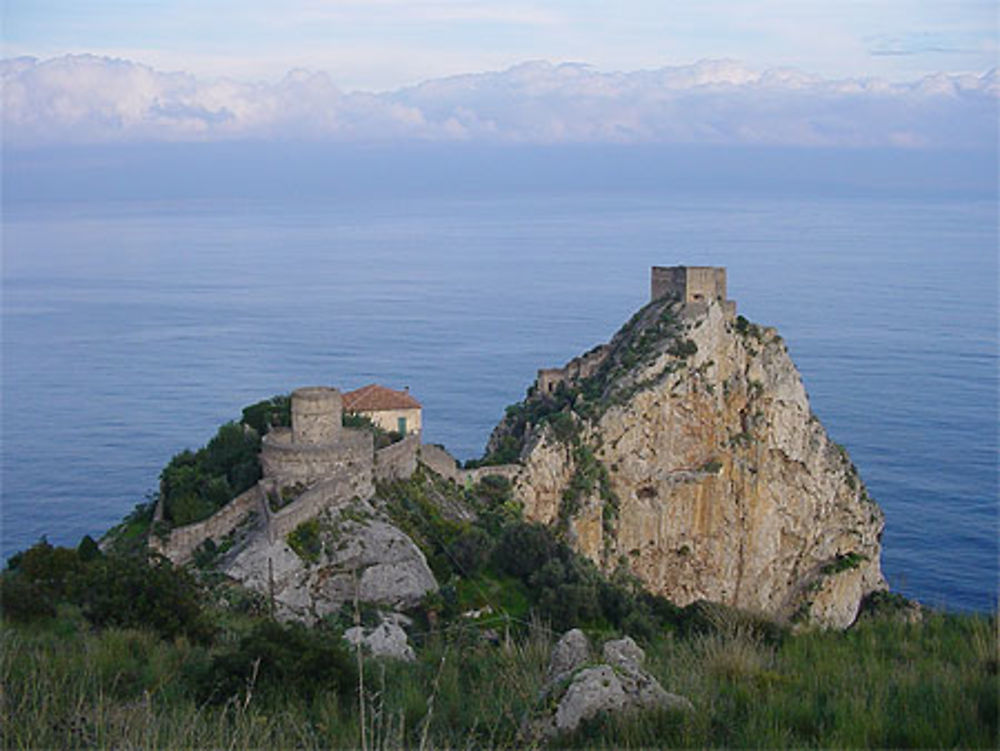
[1,1,997,150]
[4,0,997,90]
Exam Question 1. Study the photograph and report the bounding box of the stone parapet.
[418,443,462,482]
[262,427,373,486]
[266,469,374,541]
[150,484,264,565]
[375,433,420,482]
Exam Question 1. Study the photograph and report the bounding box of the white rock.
[344,619,415,661]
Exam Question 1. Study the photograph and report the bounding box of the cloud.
[2,54,997,149]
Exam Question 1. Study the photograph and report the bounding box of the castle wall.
[537,368,568,395]
[150,484,264,565]
[462,464,523,485]
[266,468,375,542]
[684,266,727,303]
[419,443,462,482]
[261,427,373,486]
[291,386,342,445]
[651,266,689,301]
[375,433,420,481]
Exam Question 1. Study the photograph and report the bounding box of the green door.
[397,416,407,434]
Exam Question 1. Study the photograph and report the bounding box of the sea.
[2,162,997,613]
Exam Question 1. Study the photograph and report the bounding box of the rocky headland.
[490,288,886,628]
[144,266,886,631]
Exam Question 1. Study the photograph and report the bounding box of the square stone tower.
[651,266,736,316]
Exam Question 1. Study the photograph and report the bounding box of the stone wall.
[651,265,727,304]
[375,433,420,481]
[462,464,523,485]
[151,484,264,565]
[418,443,462,482]
[415,442,520,485]
[261,427,373,486]
[266,468,374,541]
[536,345,611,395]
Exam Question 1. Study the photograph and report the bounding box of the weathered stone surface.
[529,630,692,740]
[602,636,645,670]
[223,498,437,624]
[554,666,628,732]
[509,298,886,628]
[548,628,591,682]
[344,617,415,661]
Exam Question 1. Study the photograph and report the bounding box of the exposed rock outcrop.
[344,613,416,661]
[493,295,886,627]
[527,629,692,740]
[222,497,437,624]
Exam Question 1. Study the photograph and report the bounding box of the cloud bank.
[3,55,997,149]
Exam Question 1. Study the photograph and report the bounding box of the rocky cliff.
[487,296,886,628]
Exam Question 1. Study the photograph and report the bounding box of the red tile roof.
[342,383,421,412]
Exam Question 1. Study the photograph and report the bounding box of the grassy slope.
[3,605,996,749]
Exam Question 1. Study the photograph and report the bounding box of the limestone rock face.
[222,498,437,624]
[505,297,886,628]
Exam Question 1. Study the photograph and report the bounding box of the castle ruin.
[651,265,736,317]
[535,265,737,395]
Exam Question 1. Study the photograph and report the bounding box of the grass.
[3,604,995,749]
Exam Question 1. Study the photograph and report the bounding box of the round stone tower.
[291,386,342,445]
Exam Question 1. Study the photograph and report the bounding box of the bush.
[240,395,290,435]
[160,421,262,525]
[71,553,214,642]
[190,620,356,705]
[287,519,323,563]
[448,527,493,576]
[492,522,559,579]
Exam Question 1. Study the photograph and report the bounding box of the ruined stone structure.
[536,267,738,396]
[651,265,737,317]
[261,387,373,489]
[536,346,610,396]
[154,385,404,564]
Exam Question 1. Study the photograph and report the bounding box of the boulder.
[547,628,590,683]
[527,630,692,740]
[344,615,415,661]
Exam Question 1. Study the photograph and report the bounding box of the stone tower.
[291,386,343,445]
[651,266,736,316]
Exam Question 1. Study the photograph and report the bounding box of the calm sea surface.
[2,192,996,612]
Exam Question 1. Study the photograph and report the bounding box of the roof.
[342,383,421,412]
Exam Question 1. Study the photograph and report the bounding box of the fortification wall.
[461,464,523,484]
[375,433,420,481]
[418,443,462,482]
[685,266,726,302]
[537,367,567,395]
[651,266,688,301]
[536,344,610,395]
[151,485,264,565]
[266,468,374,541]
[261,427,373,485]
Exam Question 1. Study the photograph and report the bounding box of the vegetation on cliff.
[3,464,996,748]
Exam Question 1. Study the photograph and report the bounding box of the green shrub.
[447,528,493,577]
[71,554,214,642]
[190,620,356,705]
[287,519,323,563]
[160,421,262,526]
[240,394,290,435]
